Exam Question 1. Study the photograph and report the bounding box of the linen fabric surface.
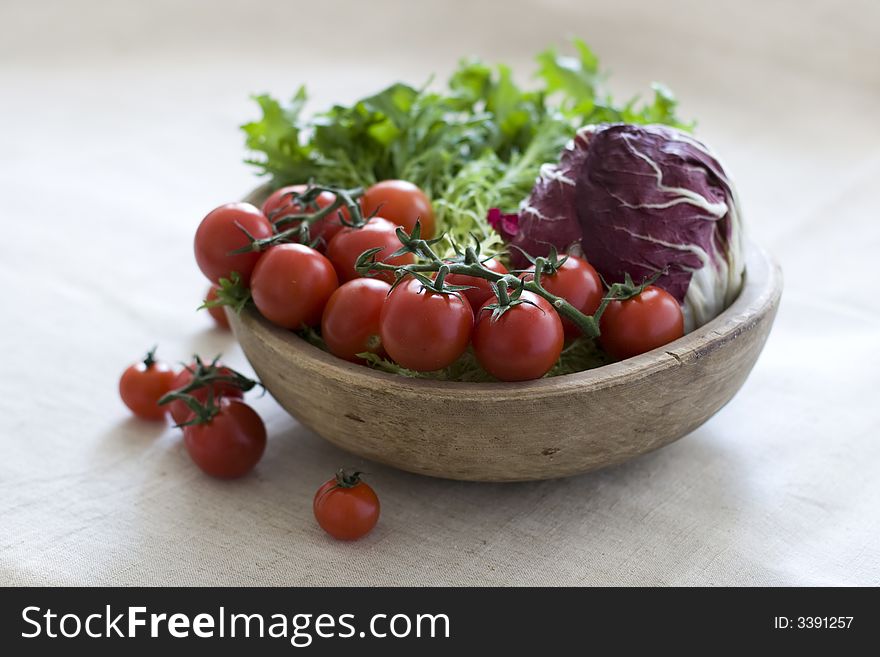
[1,0,878,586]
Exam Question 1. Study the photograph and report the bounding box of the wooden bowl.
[229,208,781,481]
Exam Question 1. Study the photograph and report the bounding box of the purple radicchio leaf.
[575,124,744,329]
[511,123,744,329]
[487,208,520,241]
[509,127,595,269]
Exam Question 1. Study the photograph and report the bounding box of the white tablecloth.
[2,0,878,586]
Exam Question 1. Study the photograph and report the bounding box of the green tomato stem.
[233,185,365,254]
[362,257,603,338]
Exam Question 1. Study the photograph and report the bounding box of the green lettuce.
[242,39,690,232]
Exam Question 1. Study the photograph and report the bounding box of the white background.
[1,0,878,585]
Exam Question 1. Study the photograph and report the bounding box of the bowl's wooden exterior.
[229,241,781,482]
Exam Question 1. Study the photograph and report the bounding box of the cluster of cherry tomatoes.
[119,350,267,477]
[118,350,380,541]
[193,178,685,382]
[193,181,428,336]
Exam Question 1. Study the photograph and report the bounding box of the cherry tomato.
[326,217,414,284]
[194,203,274,285]
[250,244,338,329]
[313,471,380,541]
[445,258,509,314]
[204,285,230,330]
[166,364,245,426]
[321,278,391,362]
[119,349,177,420]
[523,255,602,338]
[599,285,684,360]
[380,278,473,371]
[472,292,564,381]
[183,398,266,479]
[261,184,350,246]
[362,180,435,239]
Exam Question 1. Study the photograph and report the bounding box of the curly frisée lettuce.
[242,40,692,379]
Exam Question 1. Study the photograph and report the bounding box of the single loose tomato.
[326,217,414,284]
[250,244,338,329]
[599,285,684,360]
[166,364,245,426]
[261,184,350,246]
[204,285,230,330]
[119,348,177,420]
[313,471,380,541]
[380,278,473,371]
[194,203,273,285]
[183,398,266,478]
[362,180,435,239]
[445,258,509,314]
[472,292,564,381]
[522,255,602,338]
[321,278,391,362]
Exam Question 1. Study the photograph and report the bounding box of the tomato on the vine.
[166,364,245,426]
[362,180,435,239]
[598,285,684,360]
[261,184,350,247]
[182,398,266,479]
[250,244,338,329]
[194,203,273,285]
[313,470,380,541]
[522,255,602,338]
[119,348,177,420]
[326,217,414,284]
[204,285,230,330]
[321,278,391,362]
[472,292,564,381]
[379,278,473,371]
[445,258,509,314]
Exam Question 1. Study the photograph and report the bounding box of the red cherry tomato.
[599,285,684,360]
[204,285,230,330]
[326,217,414,284]
[261,184,350,246]
[445,258,509,314]
[362,180,435,239]
[523,255,602,338]
[472,292,564,381]
[313,471,380,541]
[119,349,177,420]
[379,278,473,371]
[194,203,274,285]
[321,278,391,362]
[166,364,245,426]
[182,398,266,479]
[249,244,338,329]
